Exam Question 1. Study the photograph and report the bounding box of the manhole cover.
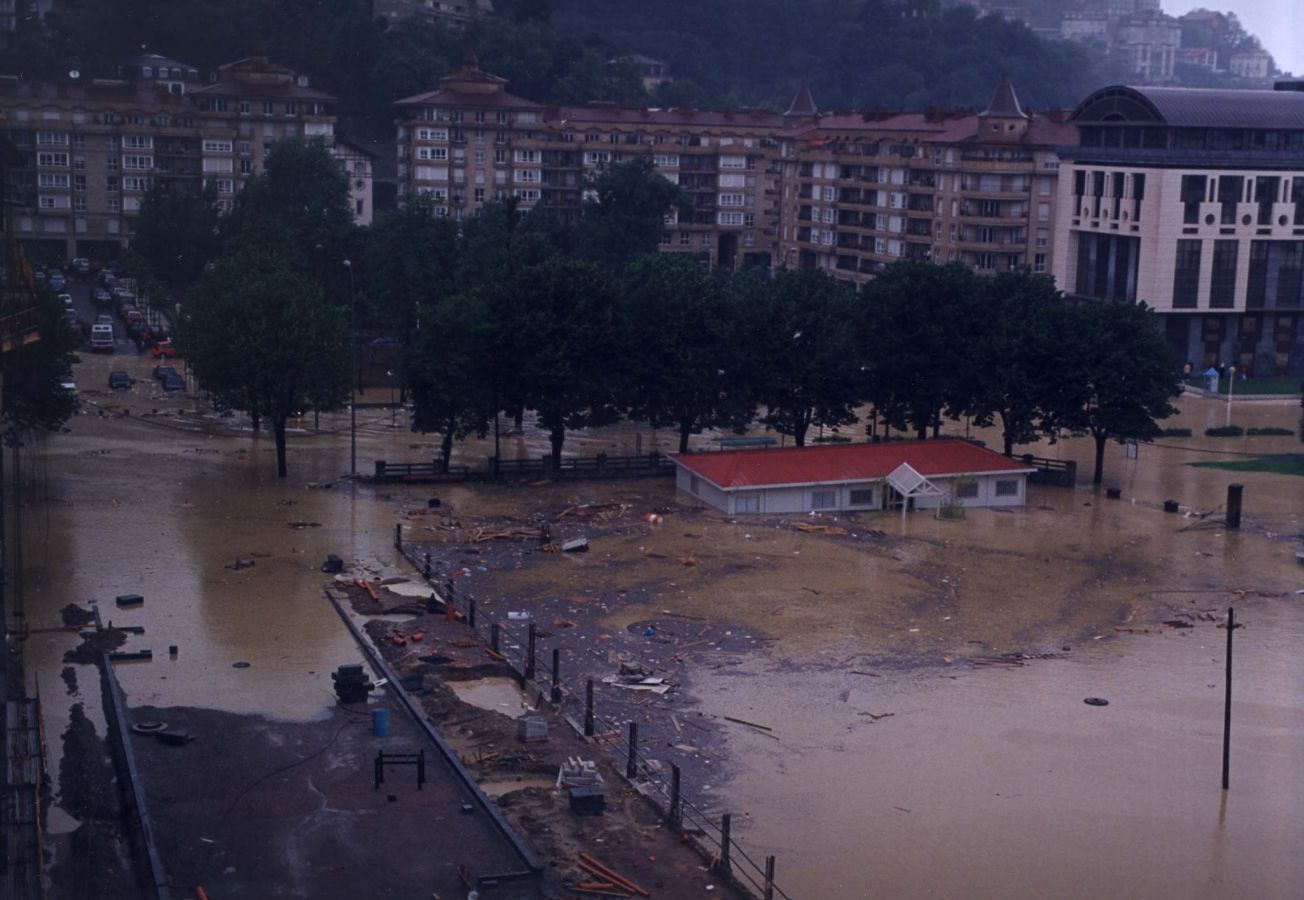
[1083,697,1109,707]
[232,661,251,669]
[131,721,167,735]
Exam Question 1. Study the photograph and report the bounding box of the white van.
[90,323,115,352]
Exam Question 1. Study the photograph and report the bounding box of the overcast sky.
[1163,0,1302,76]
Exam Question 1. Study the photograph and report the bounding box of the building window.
[474,188,485,203]
[263,101,275,115]
[1209,241,1238,309]
[849,488,875,506]
[1181,175,1207,225]
[811,490,837,510]
[735,494,761,513]
[240,159,252,175]
[1034,253,1046,274]
[123,155,153,170]
[108,198,121,212]
[1172,239,1203,309]
[356,199,364,216]
[203,139,232,153]
[37,152,69,167]
[238,101,251,115]
[679,231,691,246]
[994,479,1019,498]
[956,481,980,499]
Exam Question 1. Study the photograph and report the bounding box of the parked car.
[153,364,179,381]
[58,293,73,308]
[150,337,178,359]
[48,273,66,292]
[108,371,132,390]
[95,314,113,326]
[71,258,91,276]
[160,372,185,392]
[92,288,113,306]
[90,323,115,352]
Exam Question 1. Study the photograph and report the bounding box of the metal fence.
[396,529,789,900]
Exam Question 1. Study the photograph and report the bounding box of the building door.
[883,486,914,512]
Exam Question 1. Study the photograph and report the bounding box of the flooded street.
[16,350,1304,897]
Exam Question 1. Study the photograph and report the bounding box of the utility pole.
[343,259,357,477]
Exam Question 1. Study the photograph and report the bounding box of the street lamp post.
[343,259,357,477]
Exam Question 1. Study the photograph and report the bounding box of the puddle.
[383,582,436,598]
[480,776,557,798]
[447,677,530,715]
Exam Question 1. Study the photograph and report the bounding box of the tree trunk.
[514,406,524,431]
[1092,432,1107,485]
[549,425,565,469]
[251,410,260,433]
[931,418,940,439]
[678,420,692,454]
[1003,434,1014,456]
[440,417,455,473]
[916,422,928,441]
[273,415,288,478]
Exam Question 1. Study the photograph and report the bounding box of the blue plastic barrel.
[372,708,390,737]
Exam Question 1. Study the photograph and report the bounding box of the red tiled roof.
[673,440,1034,491]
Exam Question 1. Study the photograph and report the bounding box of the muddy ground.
[338,578,748,898]
[20,349,1304,898]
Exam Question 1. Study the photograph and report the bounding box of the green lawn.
[1189,455,1304,476]
[1185,376,1302,396]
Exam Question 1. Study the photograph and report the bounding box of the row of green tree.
[9,0,1107,133]
[141,139,1180,485]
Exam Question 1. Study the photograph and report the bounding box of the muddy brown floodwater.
[18,351,1304,898]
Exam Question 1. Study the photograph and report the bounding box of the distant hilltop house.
[1229,49,1273,82]
[115,53,201,95]
[373,0,492,26]
[606,55,672,94]
[671,440,1036,515]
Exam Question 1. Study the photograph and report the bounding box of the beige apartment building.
[776,78,1075,285]
[0,56,366,260]
[395,54,788,269]
[1052,83,1304,376]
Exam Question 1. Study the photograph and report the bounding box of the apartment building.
[395,54,789,269]
[1052,83,1304,376]
[776,78,1074,285]
[333,138,376,226]
[0,56,342,260]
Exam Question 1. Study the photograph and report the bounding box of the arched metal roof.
[1072,85,1304,130]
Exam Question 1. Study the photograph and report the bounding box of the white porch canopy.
[886,462,943,520]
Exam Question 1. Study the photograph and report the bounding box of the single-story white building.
[671,439,1037,515]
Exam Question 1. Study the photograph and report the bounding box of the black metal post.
[1223,606,1234,791]
[394,523,402,549]
[468,598,476,630]
[670,764,681,827]
[719,813,733,874]
[423,552,431,579]
[585,679,595,737]
[525,623,536,680]
[417,749,426,790]
[551,648,561,704]
[375,751,384,790]
[491,622,500,654]
[626,722,638,779]
[1226,483,1243,529]
[764,856,776,900]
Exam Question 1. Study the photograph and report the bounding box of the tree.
[967,270,1066,456]
[178,250,349,477]
[742,268,862,447]
[863,261,981,439]
[2,288,79,435]
[620,254,754,452]
[219,137,355,285]
[406,293,494,472]
[508,256,623,465]
[1055,299,1182,486]
[131,181,222,294]
[363,195,462,340]
[575,157,690,270]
